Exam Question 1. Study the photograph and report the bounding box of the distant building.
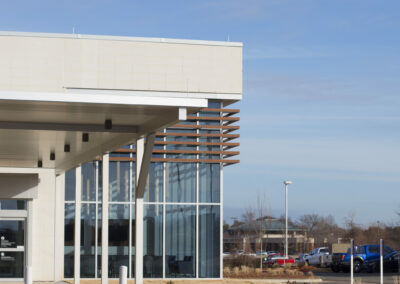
[224,216,314,254]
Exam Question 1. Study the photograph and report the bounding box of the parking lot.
[314,271,400,284]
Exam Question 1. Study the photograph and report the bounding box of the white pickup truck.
[305,247,332,267]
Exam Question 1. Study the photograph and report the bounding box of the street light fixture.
[283,181,292,258]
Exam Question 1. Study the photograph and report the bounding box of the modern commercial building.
[0,31,241,283]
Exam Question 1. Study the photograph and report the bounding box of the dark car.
[331,245,395,273]
[363,251,400,273]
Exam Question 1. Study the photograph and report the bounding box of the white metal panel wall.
[0,33,242,95]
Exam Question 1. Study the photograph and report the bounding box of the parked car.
[295,253,310,266]
[263,254,295,267]
[363,251,400,273]
[305,247,332,267]
[331,245,395,273]
[256,250,268,256]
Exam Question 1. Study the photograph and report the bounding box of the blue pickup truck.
[331,244,395,273]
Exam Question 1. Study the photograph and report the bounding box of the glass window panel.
[109,162,130,202]
[166,154,196,160]
[109,152,130,158]
[199,164,220,203]
[97,161,102,201]
[199,145,221,153]
[80,204,96,277]
[165,205,196,278]
[64,203,75,278]
[200,120,220,126]
[199,205,220,278]
[131,205,136,278]
[65,169,76,201]
[166,129,196,134]
[200,111,220,117]
[144,163,163,203]
[207,102,221,109]
[166,144,197,151]
[0,252,24,278]
[199,154,221,160]
[131,162,136,200]
[97,204,102,278]
[143,204,163,278]
[82,162,96,201]
[0,200,26,210]
[199,137,220,143]
[109,204,129,278]
[165,163,196,203]
[166,134,196,143]
[0,220,24,248]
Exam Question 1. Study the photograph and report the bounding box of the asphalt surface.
[314,271,400,283]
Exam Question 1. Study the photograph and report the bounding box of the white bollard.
[119,265,128,284]
[25,266,32,284]
[350,239,354,284]
[380,239,384,284]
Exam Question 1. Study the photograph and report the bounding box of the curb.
[223,279,323,283]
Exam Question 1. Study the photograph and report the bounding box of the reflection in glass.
[143,204,163,278]
[82,162,96,201]
[97,204,102,278]
[0,200,26,210]
[131,162,136,200]
[109,204,129,277]
[109,162,130,202]
[98,162,102,200]
[207,102,221,109]
[144,163,163,203]
[80,204,96,277]
[0,221,24,248]
[65,169,76,201]
[64,204,75,278]
[165,205,196,278]
[199,163,220,203]
[0,252,24,278]
[165,163,196,203]
[199,206,220,278]
[131,206,136,278]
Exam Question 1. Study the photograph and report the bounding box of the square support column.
[101,154,109,284]
[74,166,82,284]
[135,134,155,284]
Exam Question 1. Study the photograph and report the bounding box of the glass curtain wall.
[64,108,223,279]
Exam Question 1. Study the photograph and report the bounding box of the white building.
[0,31,242,283]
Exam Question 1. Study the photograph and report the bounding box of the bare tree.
[241,193,271,269]
[297,213,342,250]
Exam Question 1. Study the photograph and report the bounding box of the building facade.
[63,101,240,280]
[0,31,242,283]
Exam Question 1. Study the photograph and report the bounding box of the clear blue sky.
[1,0,399,226]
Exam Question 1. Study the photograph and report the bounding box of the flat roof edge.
[0,31,243,47]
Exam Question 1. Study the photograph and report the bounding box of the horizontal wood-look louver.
[111,107,240,166]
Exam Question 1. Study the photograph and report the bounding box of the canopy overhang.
[0,90,207,172]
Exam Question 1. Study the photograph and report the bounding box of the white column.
[25,200,33,284]
[102,154,109,284]
[135,138,144,284]
[380,239,384,284]
[74,166,82,284]
[54,173,65,281]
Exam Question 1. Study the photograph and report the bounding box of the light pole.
[283,181,292,258]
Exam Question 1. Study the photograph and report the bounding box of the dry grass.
[223,265,315,279]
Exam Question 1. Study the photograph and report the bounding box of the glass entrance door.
[0,219,25,278]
